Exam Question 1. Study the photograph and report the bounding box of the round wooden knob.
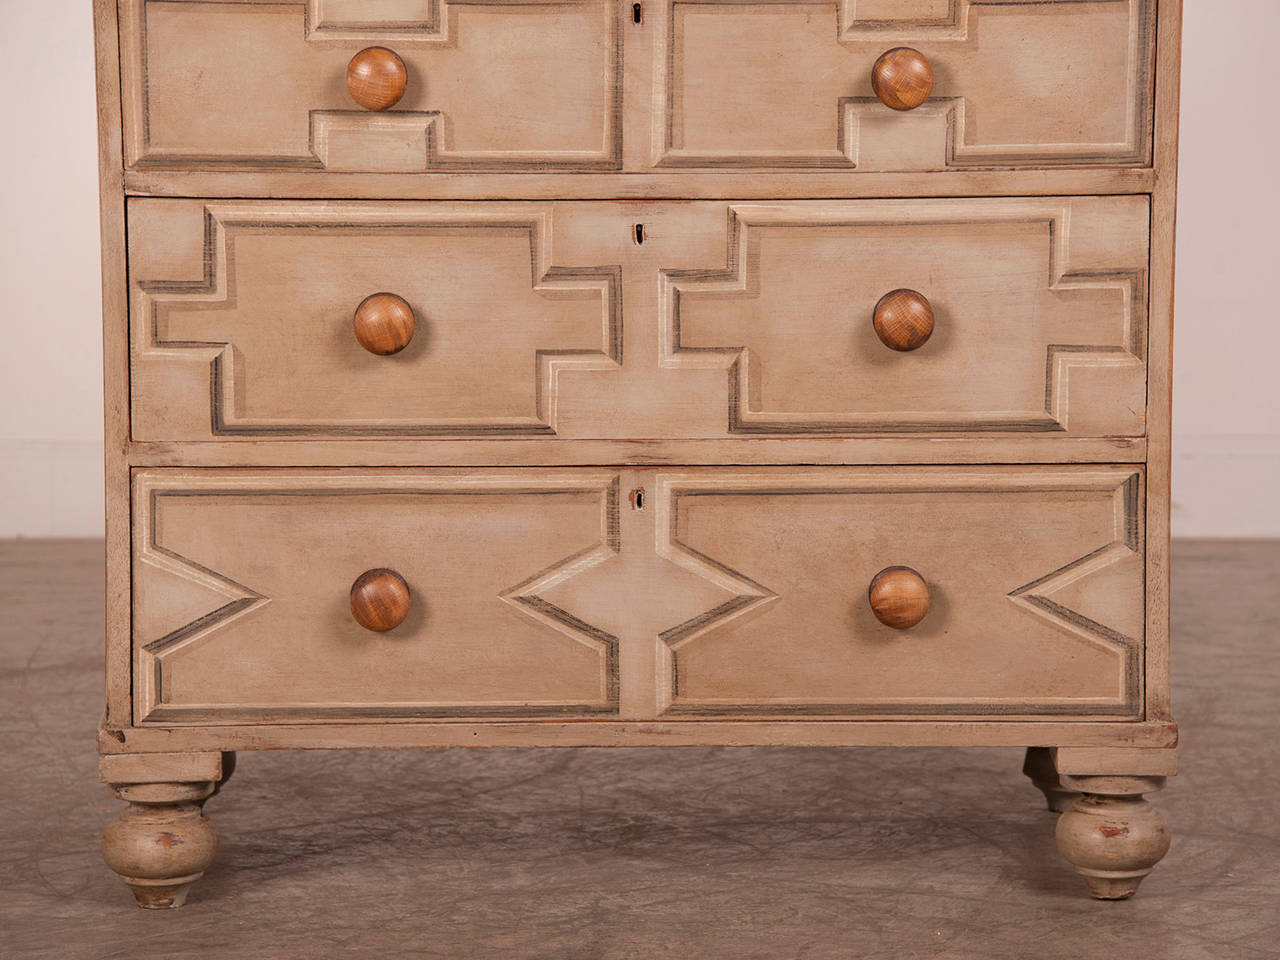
[350,568,411,632]
[872,47,934,111]
[346,47,407,111]
[353,293,415,355]
[868,565,931,629]
[873,289,934,351]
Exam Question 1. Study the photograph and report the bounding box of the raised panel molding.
[121,0,622,172]
[130,202,621,439]
[129,466,1147,724]
[652,467,1145,718]
[660,198,1149,436]
[133,470,623,723]
[130,198,1149,442]
[654,0,1154,170]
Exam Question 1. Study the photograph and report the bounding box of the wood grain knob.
[868,565,930,629]
[873,289,934,351]
[350,568,411,632]
[872,47,934,111]
[346,47,407,111]
[353,293,415,355]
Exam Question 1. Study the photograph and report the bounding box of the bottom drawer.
[131,466,1143,724]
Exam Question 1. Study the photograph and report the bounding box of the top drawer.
[120,0,622,175]
[654,0,1155,172]
[117,0,1156,187]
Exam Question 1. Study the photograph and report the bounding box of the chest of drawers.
[94,0,1182,906]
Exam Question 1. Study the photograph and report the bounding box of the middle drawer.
[128,197,1149,442]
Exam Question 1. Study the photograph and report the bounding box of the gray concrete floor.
[0,539,1276,959]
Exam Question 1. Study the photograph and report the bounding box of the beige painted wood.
[1053,746,1178,776]
[1022,746,1079,813]
[129,197,1149,442]
[647,198,1149,439]
[116,0,1155,195]
[647,466,1145,718]
[1054,773,1169,899]
[95,0,1184,906]
[119,0,623,174]
[95,0,133,730]
[132,465,1144,725]
[122,166,1156,201]
[96,0,1180,818]
[98,720,1179,754]
[132,469,624,723]
[127,200,623,441]
[100,751,224,784]
[649,0,1155,171]
[101,778,221,908]
[125,436,1147,468]
[1142,0,1181,723]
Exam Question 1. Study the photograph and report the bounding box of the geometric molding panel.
[653,0,1154,170]
[1006,470,1144,710]
[652,467,1144,718]
[660,198,1148,436]
[653,488,781,712]
[121,0,622,172]
[130,202,621,439]
[133,470,622,723]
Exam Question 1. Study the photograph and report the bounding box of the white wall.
[1,2,1277,538]
[0,3,104,538]
[1171,0,1280,537]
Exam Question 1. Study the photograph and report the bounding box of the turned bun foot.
[1055,775,1170,900]
[102,781,219,908]
[115,874,208,910]
[1023,747,1080,813]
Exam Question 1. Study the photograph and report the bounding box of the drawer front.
[117,0,1152,181]
[650,466,1144,719]
[650,197,1149,438]
[118,0,1153,181]
[130,197,1148,441]
[133,469,622,723]
[652,0,1155,172]
[120,0,621,174]
[133,466,1143,724]
[128,200,624,440]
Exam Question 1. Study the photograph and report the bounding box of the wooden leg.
[1022,747,1080,813]
[100,752,225,908]
[212,750,236,796]
[1055,774,1170,900]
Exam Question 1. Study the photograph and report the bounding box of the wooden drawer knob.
[347,47,408,111]
[353,293,415,355]
[869,565,930,629]
[872,47,934,111]
[873,289,934,351]
[350,568,411,632]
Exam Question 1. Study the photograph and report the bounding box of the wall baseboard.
[1172,434,1280,538]
[0,440,104,538]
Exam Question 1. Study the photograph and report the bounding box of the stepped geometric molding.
[656,0,1153,169]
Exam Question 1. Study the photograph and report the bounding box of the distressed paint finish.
[115,0,1155,186]
[132,469,624,723]
[652,467,1145,719]
[127,197,1149,442]
[119,0,624,173]
[94,0,1182,904]
[652,0,1155,170]
[127,465,1145,725]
